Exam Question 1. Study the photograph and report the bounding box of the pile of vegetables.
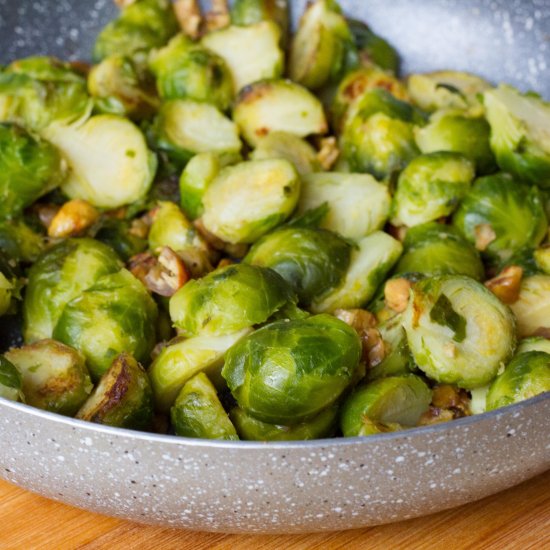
[0,0,549,441]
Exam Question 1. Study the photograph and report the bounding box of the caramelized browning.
[485,265,523,304]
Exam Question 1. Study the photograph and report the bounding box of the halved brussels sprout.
[222,314,362,424]
[150,99,241,167]
[391,152,475,228]
[201,21,284,93]
[312,231,403,313]
[509,275,550,338]
[484,85,550,188]
[403,275,516,389]
[415,110,496,175]
[93,0,178,61]
[453,173,548,264]
[170,372,239,440]
[43,114,157,209]
[231,0,289,46]
[149,34,234,111]
[5,339,92,416]
[201,159,300,244]
[517,337,550,355]
[0,355,23,402]
[233,79,327,147]
[245,226,352,305]
[23,238,122,343]
[486,351,550,411]
[394,223,484,280]
[170,263,295,337]
[0,219,45,263]
[149,329,252,412]
[0,252,20,318]
[0,123,66,221]
[534,246,550,275]
[230,404,338,441]
[95,218,147,262]
[77,353,153,430]
[340,375,432,437]
[297,172,391,240]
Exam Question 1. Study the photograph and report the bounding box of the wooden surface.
[0,471,548,550]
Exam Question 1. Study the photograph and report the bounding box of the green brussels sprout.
[23,238,122,343]
[93,0,178,62]
[0,252,20,318]
[77,353,153,430]
[169,263,295,337]
[94,218,147,262]
[233,79,327,147]
[231,0,289,46]
[170,372,239,440]
[534,246,550,275]
[150,99,242,167]
[250,132,321,177]
[407,71,491,113]
[484,85,550,188]
[453,173,548,264]
[297,172,391,240]
[222,314,362,424]
[230,404,338,441]
[517,337,550,356]
[43,114,157,209]
[394,223,484,281]
[52,269,158,380]
[5,339,92,416]
[0,355,23,402]
[486,351,550,411]
[391,152,475,228]
[414,110,496,175]
[201,159,300,244]
[149,34,234,111]
[0,219,45,263]
[402,275,516,389]
[341,89,421,180]
[201,21,284,93]
[312,231,403,313]
[149,329,252,413]
[509,275,550,338]
[340,375,432,437]
[245,227,352,305]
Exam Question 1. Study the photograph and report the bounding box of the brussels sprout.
[169,263,295,337]
[0,219,45,263]
[222,314,361,424]
[484,85,550,188]
[509,275,550,338]
[43,114,157,209]
[403,275,516,389]
[0,355,23,402]
[95,219,147,262]
[0,252,20,318]
[170,372,238,440]
[341,89,421,180]
[394,223,484,281]
[5,339,92,416]
[149,34,234,111]
[453,173,548,264]
[245,227,351,305]
[250,132,321,177]
[77,353,153,430]
[150,99,241,167]
[289,0,355,90]
[0,123,66,221]
[23,238,122,343]
[93,0,178,61]
[88,55,158,119]
[534,246,550,275]
[52,269,158,380]
[517,337,550,355]
[486,351,550,411]
[312,231,403,313]
[391,152,475,228]
[407,71,491,113]
[297,172,391,240]
[201,21,284,93]
[149,329,252,412]
[415,110,496,175]
[230,404,338,441]
[231,0,289,46]
[200,159,300,244]
[233,79,327,148]
[340,375,432,437]
[469,385,489,415]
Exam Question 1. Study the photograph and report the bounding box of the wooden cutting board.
[0,470,548,549]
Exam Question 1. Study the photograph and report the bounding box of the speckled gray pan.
[0,0,550,534]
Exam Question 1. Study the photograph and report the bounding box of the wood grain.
[0,470,548,550]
